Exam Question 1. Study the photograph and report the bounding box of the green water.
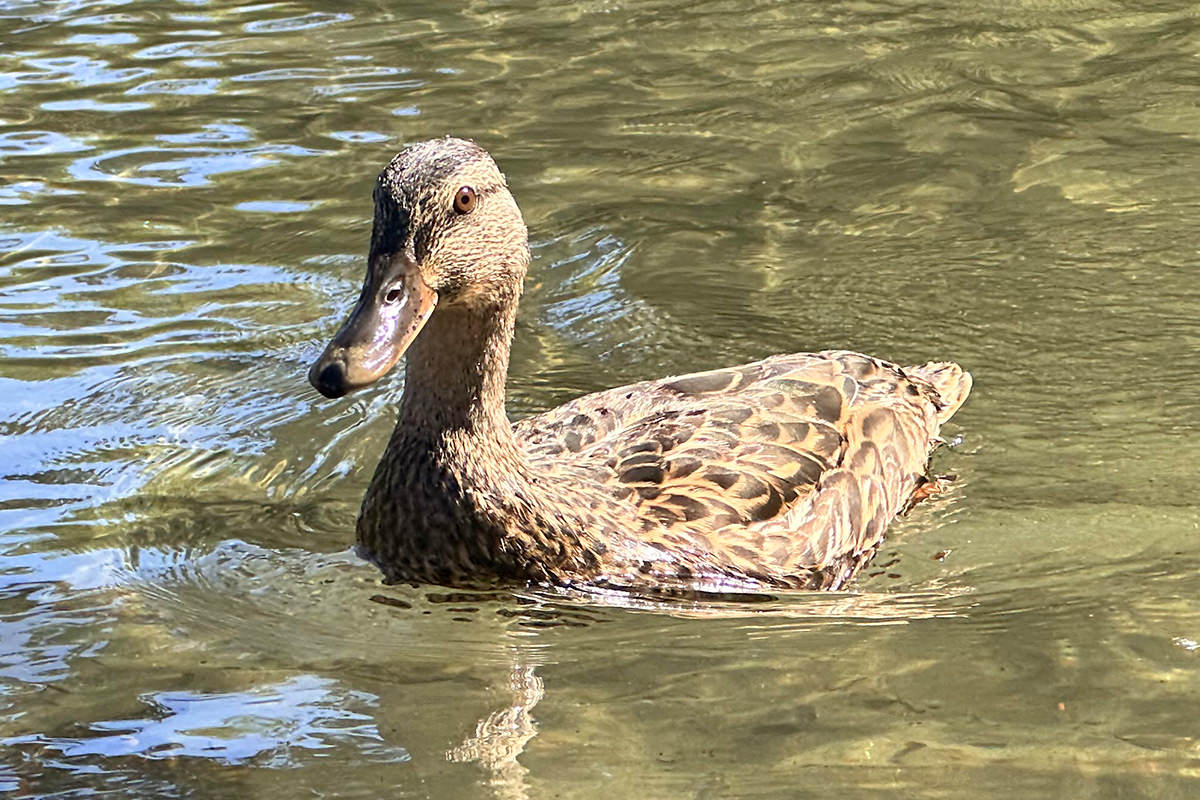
[2,0,1199,797]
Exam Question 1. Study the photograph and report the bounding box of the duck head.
[308,137,529,399]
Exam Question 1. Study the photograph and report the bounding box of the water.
[2,0,1199,796]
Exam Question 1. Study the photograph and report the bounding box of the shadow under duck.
[309,137,972,593]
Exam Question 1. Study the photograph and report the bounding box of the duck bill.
[308,263,437,399]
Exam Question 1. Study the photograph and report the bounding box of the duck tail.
[906,361,972,425]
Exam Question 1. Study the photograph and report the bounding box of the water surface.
[2,0,1199,797]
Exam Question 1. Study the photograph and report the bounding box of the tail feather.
[906,361,972,425]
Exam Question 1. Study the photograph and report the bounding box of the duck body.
[309,138,972,593]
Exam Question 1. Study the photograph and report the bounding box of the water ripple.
[243,12,353,34]
[5,674,409,766]
[0,55,151,89]
[67,142,325,187]
[0,130,90,156]
[126,77,221,96]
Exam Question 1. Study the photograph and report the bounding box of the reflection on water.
[448,665,545,800]
[3,0,1200,797]
[6,674,408,766]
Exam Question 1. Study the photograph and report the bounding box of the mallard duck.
[309,137,971,593]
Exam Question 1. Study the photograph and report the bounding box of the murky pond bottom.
[2,0,1200,797]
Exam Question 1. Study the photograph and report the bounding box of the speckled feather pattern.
[511,351,971,590]
[336,138,972,593]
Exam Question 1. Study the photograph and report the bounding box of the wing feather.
[513,350,971,589]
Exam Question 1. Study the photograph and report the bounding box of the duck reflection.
[447,663,545,800]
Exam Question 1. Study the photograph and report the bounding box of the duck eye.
[453,186,476,214]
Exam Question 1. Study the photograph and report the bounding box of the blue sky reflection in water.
[1,0,1200,797]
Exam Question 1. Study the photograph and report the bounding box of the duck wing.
[514,350,971,589]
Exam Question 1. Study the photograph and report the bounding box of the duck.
[308,137,972,594]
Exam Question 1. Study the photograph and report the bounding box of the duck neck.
[363,283,621,585]
[397,289,519,447]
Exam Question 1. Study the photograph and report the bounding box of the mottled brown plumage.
[309,138,972,593]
